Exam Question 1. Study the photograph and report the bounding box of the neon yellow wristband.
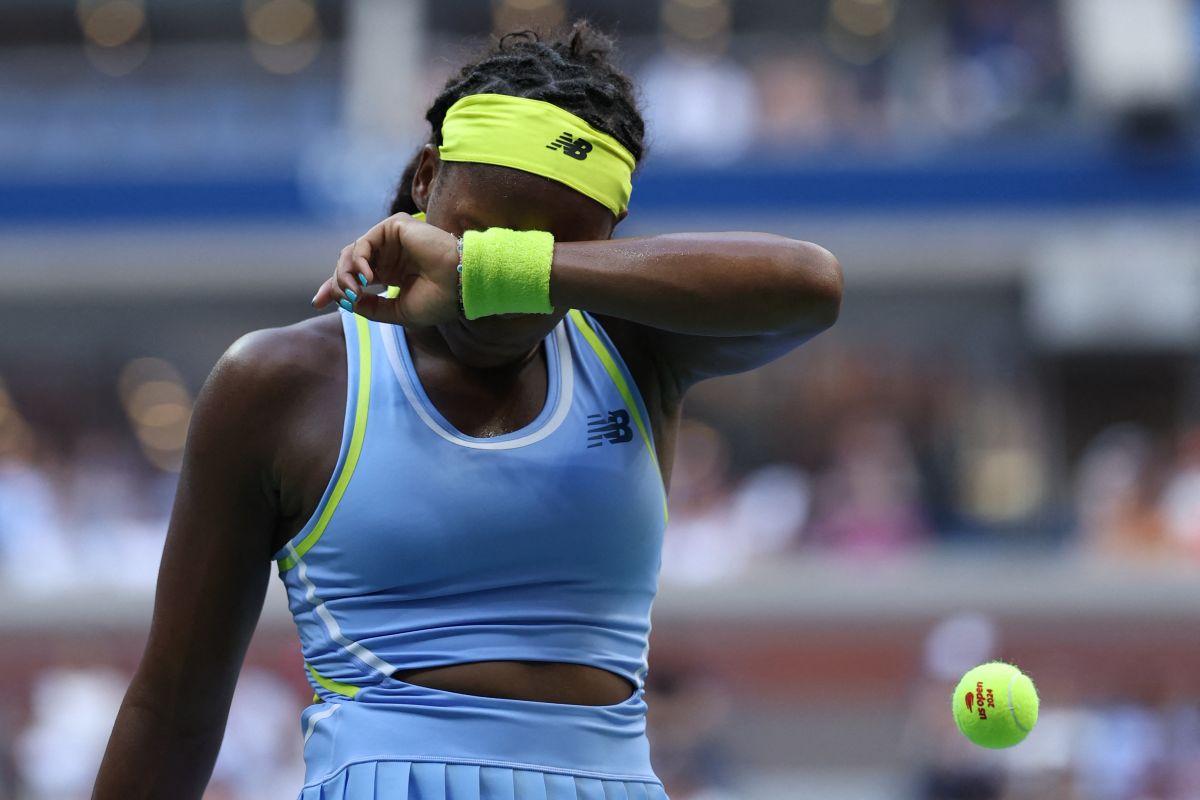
[460,227,555,320]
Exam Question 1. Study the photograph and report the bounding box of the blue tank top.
[274,309,667,701]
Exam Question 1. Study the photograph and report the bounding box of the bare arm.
[311,215,842,390]
[550,232,843,388]
[93,332,284,800]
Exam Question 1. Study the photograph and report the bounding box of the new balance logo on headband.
[546,132,593,161]
[587,410,633,447]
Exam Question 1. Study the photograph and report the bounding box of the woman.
[93,23,841,800]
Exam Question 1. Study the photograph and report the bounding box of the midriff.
[392,660,636,706]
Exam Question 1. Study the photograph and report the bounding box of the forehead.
[432,162,616,242]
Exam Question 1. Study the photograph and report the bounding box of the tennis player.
[94,23,841,800]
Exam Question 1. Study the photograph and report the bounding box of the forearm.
[93,690,227,800]
[550,232,842,336]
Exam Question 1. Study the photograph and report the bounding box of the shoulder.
[218,313,345,391]
[191,314,346,456]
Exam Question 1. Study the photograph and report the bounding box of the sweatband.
[460,227,555,320]
[439,93,635,217]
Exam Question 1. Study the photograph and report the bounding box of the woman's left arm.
[551,232,843,389]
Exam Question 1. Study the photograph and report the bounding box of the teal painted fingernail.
[338,298,353,312]
[357,273,368,287]
[345,289,358,303]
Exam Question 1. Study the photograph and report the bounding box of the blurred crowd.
[5,623,1198,800]
[9,664,304,800]
[1075,425,1200,561]
[909,697,1200,800]
[0,435,173,595]
[3,343,1200,592]
[636,0,1069,163]
[660,336,1200,584]
[2,4,1198,797]
[4,1,1081,176]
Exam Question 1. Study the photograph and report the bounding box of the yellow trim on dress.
[277,314,373,571]
[306,662,361,699]
[567,310,668,524]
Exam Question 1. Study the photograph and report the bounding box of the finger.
[324,243,372,311]
[337,230,389,306]
[314,215,406,311]
[350,255,375,289]
[334,254,379,313]
[338,240,365,291]
[366,214,413,277]
[313,244,356,308]
[352,217,396,267]
[311,275,339,309]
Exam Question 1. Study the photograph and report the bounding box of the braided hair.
[389,21,645,215]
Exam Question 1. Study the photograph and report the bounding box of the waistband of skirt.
[300,676,658,785]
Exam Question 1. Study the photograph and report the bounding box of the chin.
[442,312,564,368]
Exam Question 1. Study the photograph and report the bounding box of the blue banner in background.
[3,146,1199,225]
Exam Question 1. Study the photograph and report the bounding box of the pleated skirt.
[295,675,667,800]
[299,760,669,800]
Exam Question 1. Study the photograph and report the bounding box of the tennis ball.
[952,661,1038,748]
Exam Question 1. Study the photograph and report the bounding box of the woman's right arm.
[93,330,287,799]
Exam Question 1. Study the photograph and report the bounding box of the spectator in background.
[807,413,929,555]
[902,614,1006,800]
[1074,424,1169,557]
[661,420,741,584]
[14,665,305,800]
[16,667,128,800]
[662,416,811,584]
[0,451,73,592]
[752,46,838,152]
[645,664,739,800]
[0,431,173,593]
[63,433,171,591]
[1160,425,1200,558]
[640,38,758,164]
[1072,683,1172,800]
[207,668,305,800]
[932,0,1068,137]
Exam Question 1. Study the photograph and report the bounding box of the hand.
[312,213,461,327]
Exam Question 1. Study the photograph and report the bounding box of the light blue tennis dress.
[273,308,669,799]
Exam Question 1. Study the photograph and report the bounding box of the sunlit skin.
[93,143,842,798]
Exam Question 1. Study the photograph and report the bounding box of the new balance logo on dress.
[587,410,633,447]
[546,132,593,160]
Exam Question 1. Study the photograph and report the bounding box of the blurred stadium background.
[3,0,1200,798]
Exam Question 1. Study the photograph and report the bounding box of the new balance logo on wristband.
[546,132,593,161]
[587,410,633,448]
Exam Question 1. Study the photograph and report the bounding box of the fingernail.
[345,289,358,303]
[310,292,319,307]
[357,273,368,287]
[338,299,353,312]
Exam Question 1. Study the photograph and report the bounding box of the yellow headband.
[438,93,635,217]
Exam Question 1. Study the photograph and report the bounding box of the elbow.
[790,240,843,332]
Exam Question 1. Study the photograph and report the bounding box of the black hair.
[389,20,645,215]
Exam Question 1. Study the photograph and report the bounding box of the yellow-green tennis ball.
[952,661,1039,748]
